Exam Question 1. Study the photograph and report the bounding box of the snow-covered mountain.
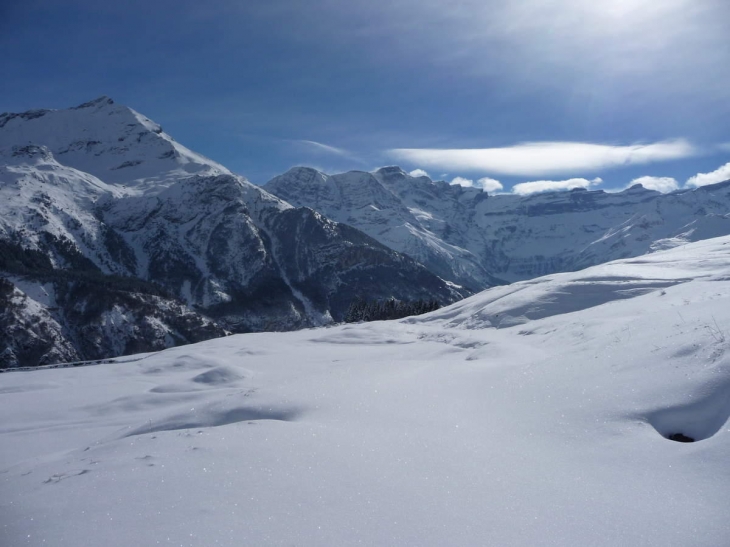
[0,99,464,367]
[267,166,730,288]
[267,166,501,289]
[0,96,229,193]
[3,235,730,546]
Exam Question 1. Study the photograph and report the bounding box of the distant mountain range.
[0,97,463,368]
[2,96,729,368]
[267,166,730,290]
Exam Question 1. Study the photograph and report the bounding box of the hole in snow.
[666,433,695,443]
[645,377,730,443]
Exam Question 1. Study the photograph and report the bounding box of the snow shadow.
[486,279,681,328]
[416,276,685,330]
[312,328,413,345]
[149,366,246,393]
[122,405,302,438]
[190,366,244,385]
[140,354,218,375]
[645,377,730,442]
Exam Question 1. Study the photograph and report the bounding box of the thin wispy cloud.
[512,177,602,196]
[289,139,369,167]
[297,140,352,158]
[628,176,679,193]
[389,140,697,177]
[686,162,730,188]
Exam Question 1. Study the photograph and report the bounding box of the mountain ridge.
[0,98,466,368]
[266,166,730,288]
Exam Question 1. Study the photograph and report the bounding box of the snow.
[0,145,127,271]
[2,236,730,546]
[1,113,462,340]
[6,277,55,308]
[266,166,730,289]
[267,167,498,288]
[0,97,229,194]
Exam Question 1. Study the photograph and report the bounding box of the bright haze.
[2,0,729,194]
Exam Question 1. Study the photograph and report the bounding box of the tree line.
[344,297,440,323]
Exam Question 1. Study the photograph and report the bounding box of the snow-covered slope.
[0,100,466,367]
[0,144,128,273]
[2,236,730,546]
[0,96,229,193]
[267,166,730,288]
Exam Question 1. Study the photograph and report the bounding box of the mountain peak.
[284,165,327,178]
[71,96,115,110]
[0,97,229,193]
[374,165,408,177]
[623,183,659,195]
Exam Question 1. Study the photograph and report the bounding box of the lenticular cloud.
[389,140,697,177]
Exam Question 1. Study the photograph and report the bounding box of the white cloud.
[409,168,430,178]
[686,162,730,188]
[628,176,679,193]
[450,176,474,187]
[512,177,602,196]
[388,140,697,177]
[451,176,504,193]
[477,177,503,192]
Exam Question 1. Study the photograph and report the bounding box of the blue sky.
[2,0,729,193]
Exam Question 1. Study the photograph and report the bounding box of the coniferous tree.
[344,297,441,323]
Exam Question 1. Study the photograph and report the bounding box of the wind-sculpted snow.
[410,237,730,330]
[644,375,730,442]
[267,167,730,288]
[2,236,730,546]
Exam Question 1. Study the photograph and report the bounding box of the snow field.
[2,237,730,546]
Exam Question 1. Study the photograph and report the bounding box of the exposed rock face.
[267,167,501,290]
[267,167,730,287]
[0,277,77,368]
[0,99,465,368]
[102,172,462,331]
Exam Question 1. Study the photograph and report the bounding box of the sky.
[1,0,729,194]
